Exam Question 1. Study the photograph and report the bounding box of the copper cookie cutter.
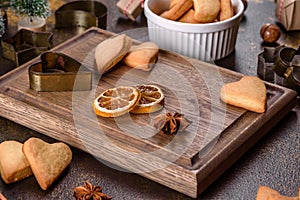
[55,0,107,29]
[274,45,300,76]
[257,45,300,94]
[1,29,53,67]
[274,45,300,93]
[29,51,92,92]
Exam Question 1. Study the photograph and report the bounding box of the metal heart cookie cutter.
[55,0,107,29]
[29,51,92,92]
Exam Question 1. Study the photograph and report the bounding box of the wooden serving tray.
[0,27,297,198]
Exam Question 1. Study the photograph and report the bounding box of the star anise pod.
[73,181,112,200]
[154,112,190,134]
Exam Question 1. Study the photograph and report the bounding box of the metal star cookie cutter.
[55,0,107,29]
[1,29,53,67]
[257,46,282,83]
[29,51,92,92]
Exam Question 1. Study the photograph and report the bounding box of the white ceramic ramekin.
[144,0,244,61]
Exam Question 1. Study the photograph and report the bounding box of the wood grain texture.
[0,27,297,198]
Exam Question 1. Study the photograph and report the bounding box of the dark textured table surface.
[0,0,299,199]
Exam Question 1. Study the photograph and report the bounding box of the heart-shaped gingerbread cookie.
[122,42,159,71]
[22,138,72,190]
[220,76,267,113]
[95,34,132,74]
[0,141,33,184]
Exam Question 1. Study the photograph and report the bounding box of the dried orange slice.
[130,84,164,114]
[93,86,141,117]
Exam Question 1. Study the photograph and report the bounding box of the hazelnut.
[260,23,281,43]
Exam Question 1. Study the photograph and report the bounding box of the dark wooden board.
[0,27,297,198]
